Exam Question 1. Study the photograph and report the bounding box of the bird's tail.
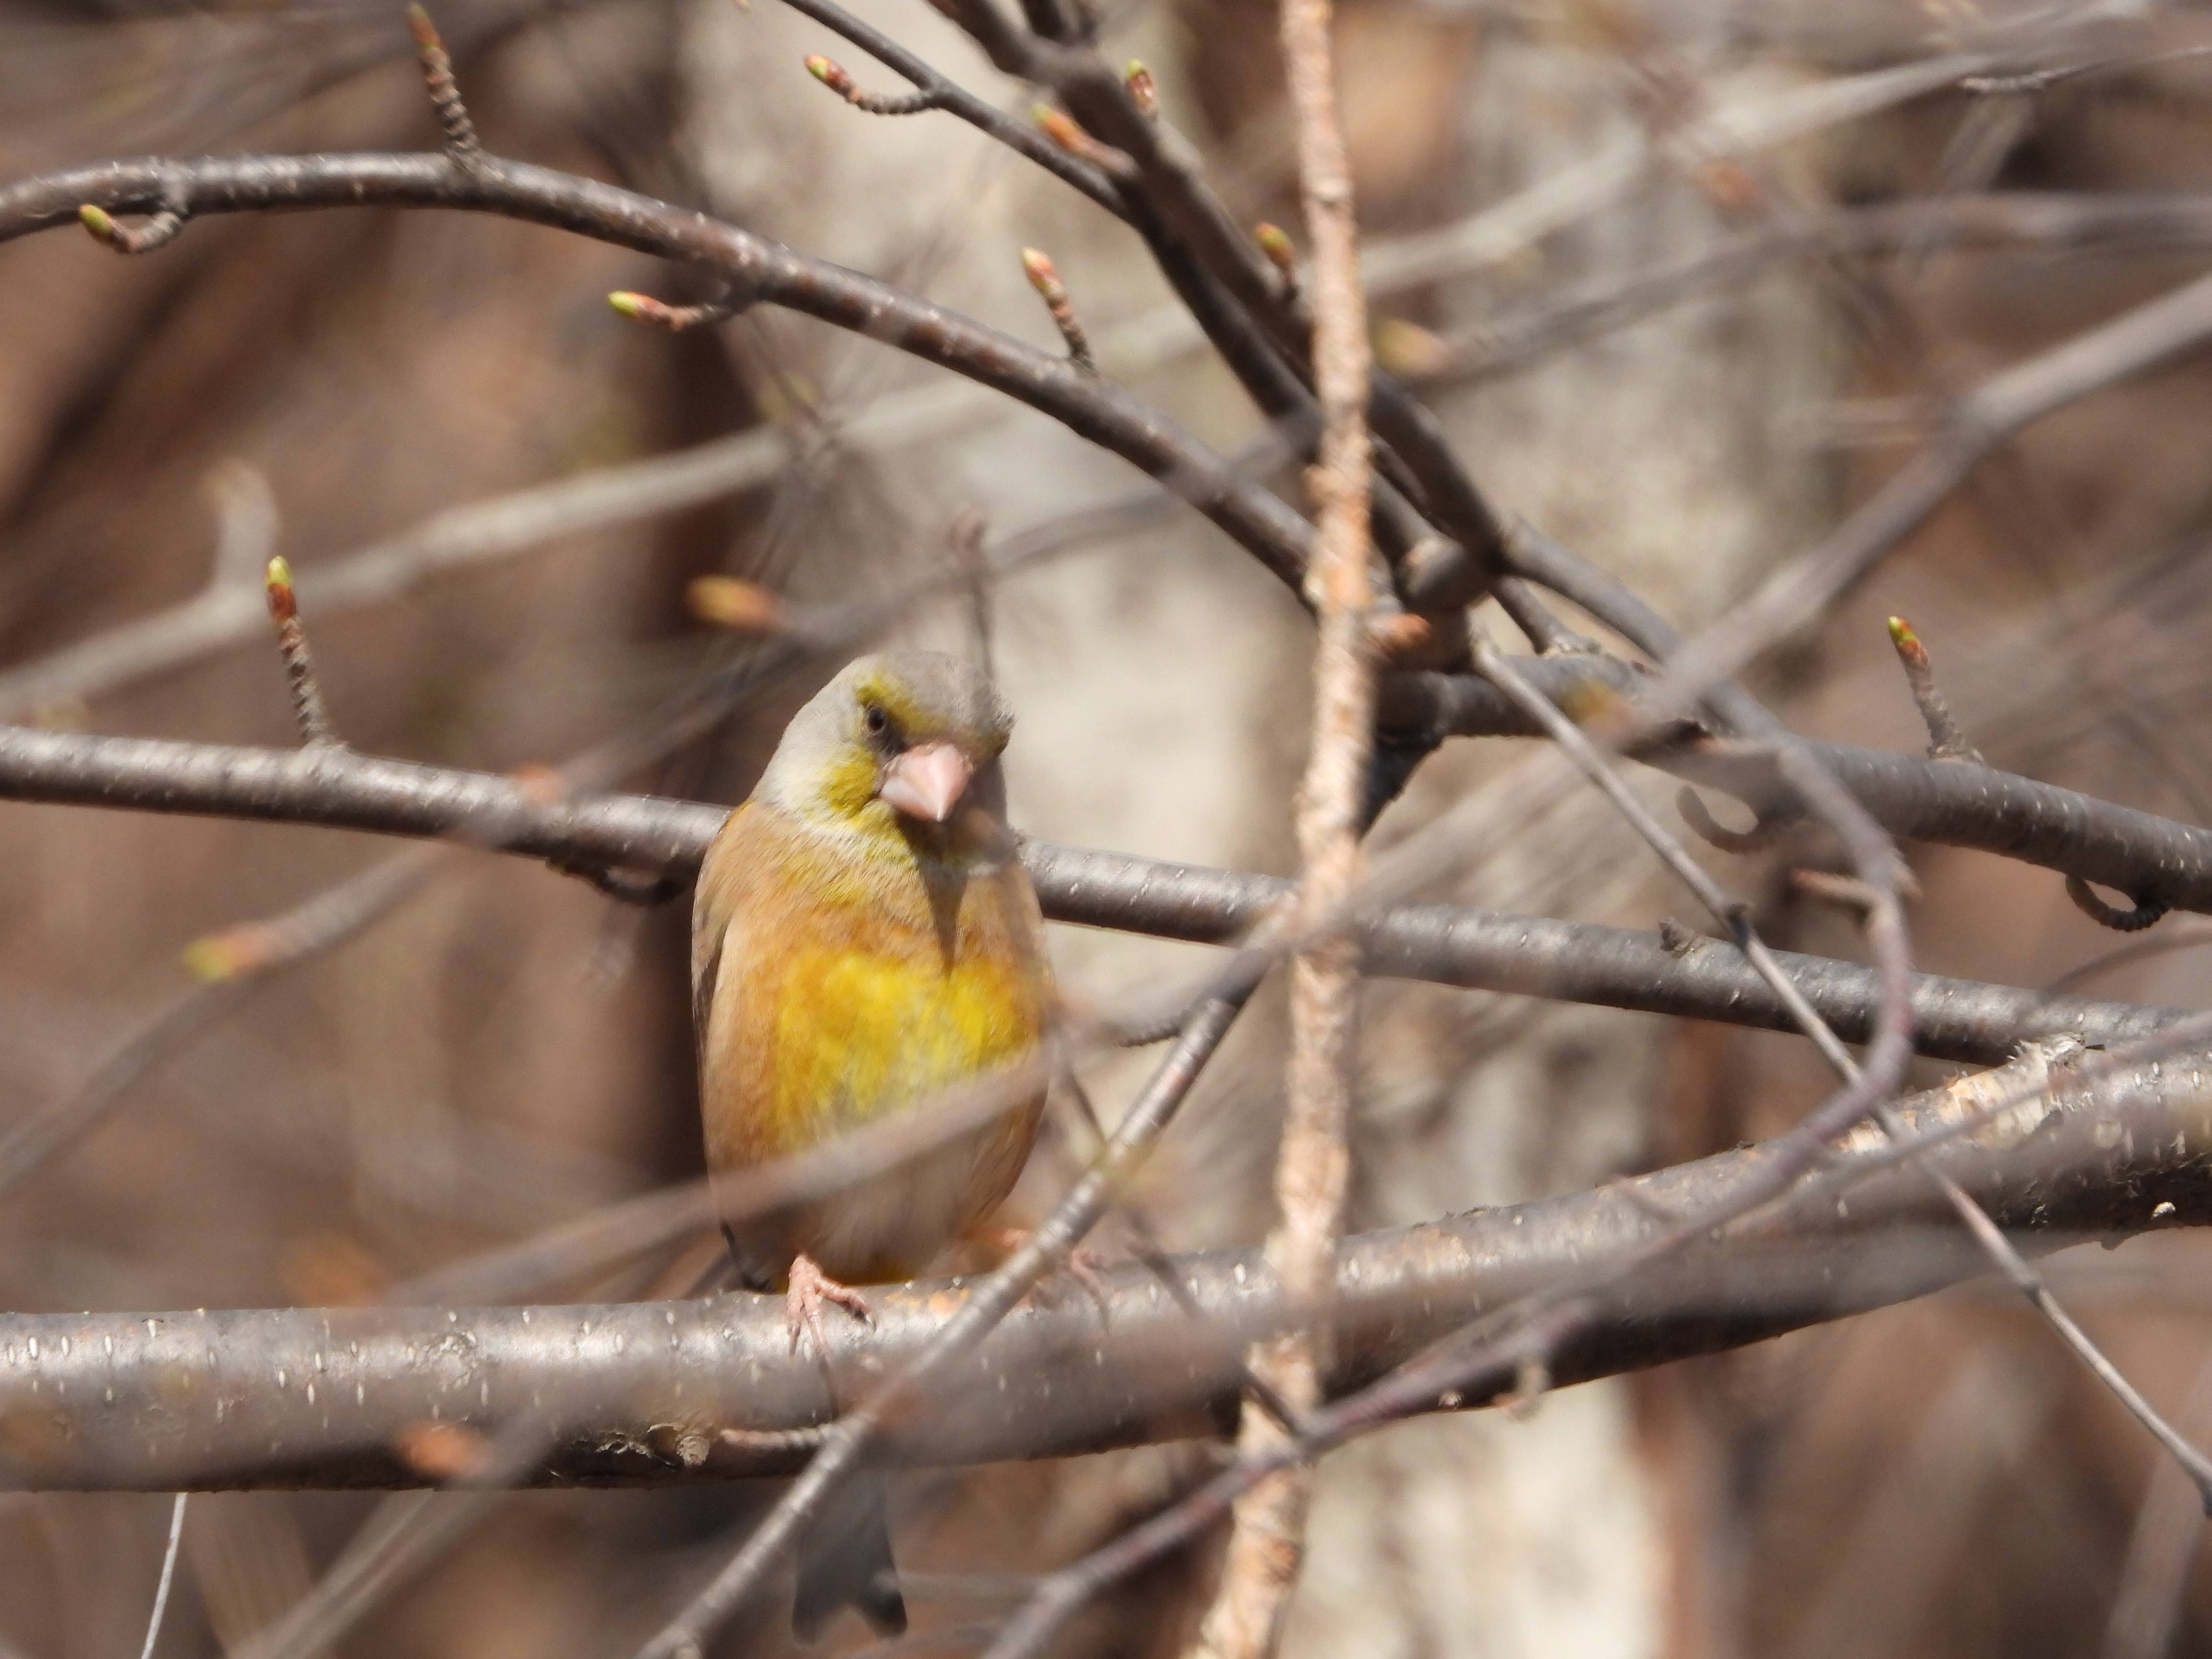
[793,1467,907,1644]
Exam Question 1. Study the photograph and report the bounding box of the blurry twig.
[1640,265,2212,720]
[1019,248,1094,373]
[2044,922,2212,994]
[2101,1339,2212,1659]
[136,1494,186,1659]
[1401,193,2212,392]
[1478,645,2212,1515]
[0,847,444,1199]
[805,53,947,115]
[0,405,1235,722]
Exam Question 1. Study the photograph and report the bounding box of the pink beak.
[879,742,974,823]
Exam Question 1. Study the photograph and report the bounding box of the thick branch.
[6,1046,2207,1491]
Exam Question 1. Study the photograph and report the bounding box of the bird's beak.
[879,742,974,823]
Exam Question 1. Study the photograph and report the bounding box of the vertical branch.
[1190,0,1375,1652]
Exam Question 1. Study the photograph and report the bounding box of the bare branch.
[13,1045,2208,1492]
[0,847,442,1196]
[1405,192,2212,392]
[1195,0,1374,1638]
[0,723,2198,1065]
[0,153,1316,593]
[1386,662,2212,917]
[1644,264,2212,716]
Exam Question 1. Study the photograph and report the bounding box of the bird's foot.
[786,1252,874,1357]
[974,1226,1113,1319]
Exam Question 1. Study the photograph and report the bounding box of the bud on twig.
[1125,60,1158,117]
[181,924,271,984]
[1032,105,1137,178]
[1021,247,1094,374]
[266,556,340,748]
[803,53,943,116]
[78,203,186,255]
[1254,221,1298,298]
[607,290,741,332]
[1373,318,1451,379]
[1885,615,1979,763]
[408,4,483,163]
[1365,612,1432,661]
[686,576,788,633]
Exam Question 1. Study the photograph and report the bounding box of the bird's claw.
[786,1252,874,1358]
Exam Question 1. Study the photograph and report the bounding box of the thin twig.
[1019,247,1094,373]
[1474,645,2212,1514]
[1639,264,2212,719]
[805,53,949,115]
[1886,615,1981,761]
[0,846,444,1196]
[136,1494,187,1659]
[264,556,340,747]
[2042,920,2212,994]
[1190,0,1373,1644]
[407,4,482,163]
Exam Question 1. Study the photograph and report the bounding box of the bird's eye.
[862,704,890,738]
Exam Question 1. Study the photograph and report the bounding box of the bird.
[690,649,1052,1643]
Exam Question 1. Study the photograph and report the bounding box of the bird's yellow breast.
[693,801,1051,1169]
[759,938,1039,1150]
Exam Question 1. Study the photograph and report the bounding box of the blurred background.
[6,0,2212,1653]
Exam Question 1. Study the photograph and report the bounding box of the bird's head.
[755,651,1015,862]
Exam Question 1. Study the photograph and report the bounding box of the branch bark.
[1194,0,1374,1643]
[0,724,2198,1068]
[6,1043,2207,1491]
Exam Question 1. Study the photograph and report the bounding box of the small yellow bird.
[691,650,1052,1641]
